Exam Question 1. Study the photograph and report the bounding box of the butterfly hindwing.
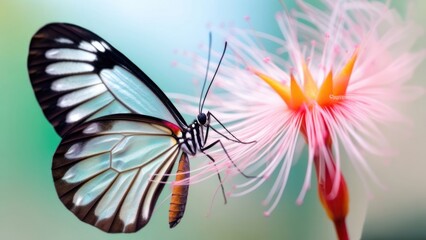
[28,23,186,136]
[52,114,184,233]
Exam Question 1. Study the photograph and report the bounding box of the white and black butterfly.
[28,23,252,233]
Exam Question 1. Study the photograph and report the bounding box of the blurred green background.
[0,0,424,239]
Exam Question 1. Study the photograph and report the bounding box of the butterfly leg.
[202,139,256,179]
[202,152,228,204]
[207,111,256,144]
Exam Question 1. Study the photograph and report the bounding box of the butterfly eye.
[197,113,207,125]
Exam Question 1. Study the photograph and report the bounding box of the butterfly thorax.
[179,120,206,156]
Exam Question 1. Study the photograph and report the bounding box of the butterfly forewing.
[52,114,184,233]
[28,23,186,136]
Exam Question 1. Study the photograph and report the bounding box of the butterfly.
[28,23,252,233]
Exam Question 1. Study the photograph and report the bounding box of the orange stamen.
[333,49,359,96]
[290,73,307,109]
[317,71,333,106]
[254,71,292,107]
[302,62,319,99]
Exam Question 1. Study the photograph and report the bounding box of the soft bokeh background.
[0,0,424,239]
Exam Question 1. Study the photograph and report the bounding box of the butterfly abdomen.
[169,153,190,228]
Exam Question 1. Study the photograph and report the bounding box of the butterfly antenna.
[199,32,212,113]
[200,40,227,113]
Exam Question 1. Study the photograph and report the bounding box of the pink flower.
[171,0,424,238]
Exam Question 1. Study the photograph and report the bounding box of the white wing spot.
[45,48,97,61]
[83,123,101,134]
[46,62,94,75]
[79,41,97,52]
[66,110,84,123]
[92,41,105,52]
[65,143,81,159]
[57,84,107,108]
[101,41,111,50]
[65,92,114,123]
[51,74,102,92]
[55,38,74,44]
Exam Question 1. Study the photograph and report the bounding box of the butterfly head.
[197,113,208,126]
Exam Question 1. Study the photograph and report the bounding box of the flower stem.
[334,218,349,240]
[300,117,350,239]
[313,154,350,240]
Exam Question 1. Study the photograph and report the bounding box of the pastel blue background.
[0,0,424,239]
